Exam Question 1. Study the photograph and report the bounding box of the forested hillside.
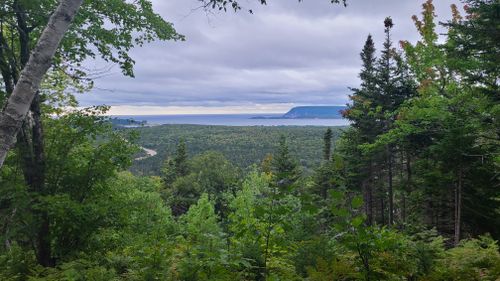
[128,125,345,175]
[0,0,499,280]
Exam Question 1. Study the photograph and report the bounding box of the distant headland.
[252,106,346,119]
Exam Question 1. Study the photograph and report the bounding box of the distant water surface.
[112,114,349,126]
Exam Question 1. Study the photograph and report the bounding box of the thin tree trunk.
[403,151,412,224]
[0,0,84,168]
[30,93,50,266]
[454,163,463,246]
[356,242,371,281]
[30,93,46,191]
[362,178,369,221]
[0,30,16,96]
[367,179,373,225]
[363,161,374,225]
[14,0,31,67]
[377,166,385,225]
[0,40,14,95]
[387,145,394,226]
[380,197,385,225]
[36,213,53,266]
[263,189,277,280]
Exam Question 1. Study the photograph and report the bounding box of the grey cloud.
[78,0,461,110]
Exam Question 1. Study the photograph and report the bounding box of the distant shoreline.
[111,114,349,127]
[250,116,344,120]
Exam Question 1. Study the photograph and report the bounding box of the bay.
[112,114,349,127]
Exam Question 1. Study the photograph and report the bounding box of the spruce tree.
[344,34,381,142]
[161,159,177,185]
[323,128,333,161]
[378,17,396,226]
[174,139,189,177]
[314,128,336,201]
[343,34,379,225]
[446,0,499,95]
[272,135,300,188]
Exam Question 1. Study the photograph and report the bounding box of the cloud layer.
[78,0,460,114]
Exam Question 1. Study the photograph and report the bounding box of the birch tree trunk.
[0,0,83,168]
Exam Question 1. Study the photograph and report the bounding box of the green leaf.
[352,215,365,228]
[329,190,344,201]
[351,196,363,209]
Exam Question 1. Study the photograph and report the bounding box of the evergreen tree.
[271,135,300,188]
[161,159,177,185]
[378,16,397,226]
[344,34,381,142]
[344,18,418,226]
[1,1,500,279]
[314,128,336,201]
[161,139,189,186]
[368,0,500,243]
[323,128,333,161]
[174,139,189,177]
[313,165,335,202]
[445,0,500,95]
[343,34,380,225]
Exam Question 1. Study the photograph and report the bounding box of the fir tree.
[174,139,189,177]
[161,139,189,185]
[271,135,300,188]
[343,34,379,225]
[323,128,333,161]
[344,34,382,142]
[161,158,177,185]
[314,128,336,201]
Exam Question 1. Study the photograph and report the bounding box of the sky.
[78,0,462,115]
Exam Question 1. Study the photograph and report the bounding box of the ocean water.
[113,114,349,127]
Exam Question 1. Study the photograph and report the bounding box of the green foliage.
[427,235,500,281]
[271,136,301,188]
[323,128,333,161]
[445,0,500,91]
[340,0,499,242]
[163,150,239,216]
[1,111,498,280]
[228,170,304,280]
[306,257,359,281]
[173,194,232,281]
[174,139,189,178]
[0,107,136,263]
[0,243,36,281]
[0,0,183,112]
[161,139,189,185]
[1,155,178,280]
[129,125,344,175]
[1,1,499,280]
[312,162,337,201]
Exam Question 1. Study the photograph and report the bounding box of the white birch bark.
[0,0,83,168]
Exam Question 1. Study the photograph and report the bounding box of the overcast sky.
[78,0,461,115]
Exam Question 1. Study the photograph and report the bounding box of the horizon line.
[98,104,347,116]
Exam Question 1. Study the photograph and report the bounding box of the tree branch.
[0,0,84,168]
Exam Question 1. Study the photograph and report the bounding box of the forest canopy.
[0,0,499,280]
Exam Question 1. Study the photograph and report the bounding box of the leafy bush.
[427,235,500,281]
